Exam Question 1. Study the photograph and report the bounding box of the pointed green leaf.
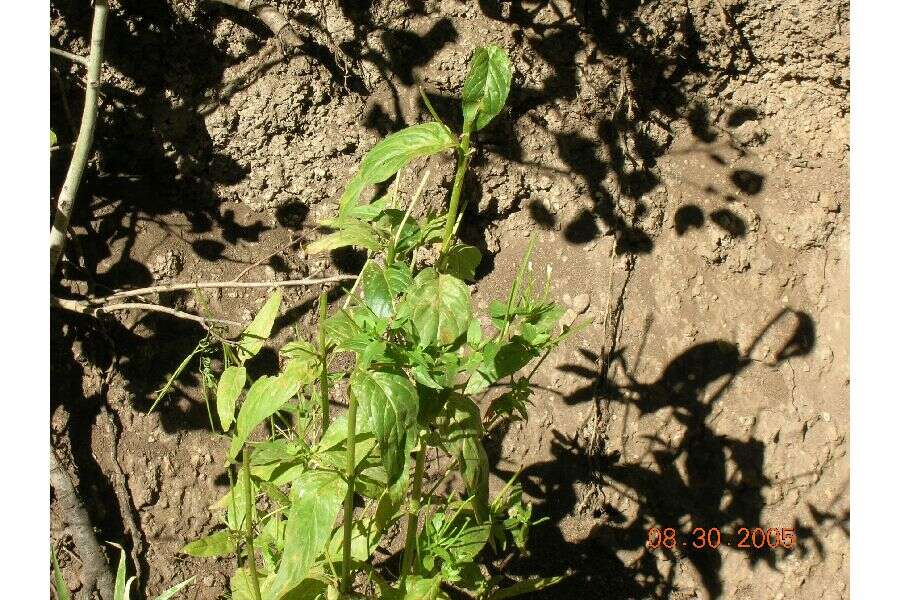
[180,530,235,557]
[264,471,347,600]
[51,545,71,600]
[152,577,195,600]
[340,123,457,214]
[439,244,482,281]
[462,45,512,131]
[361,262,412,318]
[237,290,282,363]
[325,500,391,564]
[230,373,303,459]
[464,339,538,395]
[444,397,489,520]
[216,366,246,431]
[231,568,265,600]
[399,268,472,347]
[222,463,255,531]
[323,307,382,353]
[307,220,383,254]
[110,542,129,600]
[403,576,450,600]
[351,368,419,483]
[314,412,378,472]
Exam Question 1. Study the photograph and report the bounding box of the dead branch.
[51,296,243,328]
[208,0,302,49]
[96,275,356,302]
[50,0,109,273]
[50,47,89,67]
[99,405,144,591]
[50,445,115,600]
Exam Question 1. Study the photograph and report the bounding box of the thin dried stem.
[51,296,243,328]
[93,275,356,302]
[50,445,115,600]
[207,0,302,48]
[50,46,88,67]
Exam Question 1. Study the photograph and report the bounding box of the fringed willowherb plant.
[183,45,582,599]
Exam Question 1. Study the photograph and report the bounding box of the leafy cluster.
[183,46,575,599]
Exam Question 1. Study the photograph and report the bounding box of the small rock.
[149,249,184,280]
[572,293,591,314]
[560,308,577,328]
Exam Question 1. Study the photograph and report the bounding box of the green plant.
[51,543,194,600]
[183,45,579,599]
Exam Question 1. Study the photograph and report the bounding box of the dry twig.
[208,0,302,49]
[99,405,144,590]
[51,296,243,328]
[98,275,356,302]
[50,445,115,600]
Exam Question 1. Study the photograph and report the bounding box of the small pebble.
[572,293,591,314]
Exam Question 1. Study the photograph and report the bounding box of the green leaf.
[279,578,328,600]
[264,471,347,600]
[180,530,235,557]
[221,463,255,531]
[361,262,412,318]
[50,129,58,147]
[340,123,457,214]
[333,195,390,223]
[351,368,419,483]
[486,576,567,599]
[152,577,195,600]
[314,413,378,472]
[51,545,71,600]
[407,576,451,600]
[326,512,382,564]
[444,397,489,521]
[439,244,482,281]
[461,45,513,131]
[231,568,265,600]
[110,542,130,600]
[400,268,472,348]
[440,509,491,562]
[323,307,382,353]
[280,339,319,361]
[464,339,537,395]
[307,220,383,254]
[466,317,483,347]
[231,373,303,459]
[216,366,246,431]
[237,290,282,363]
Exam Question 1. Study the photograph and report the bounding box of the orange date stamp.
[646,527,796,550]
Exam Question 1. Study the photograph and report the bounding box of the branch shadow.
[487,308,844,598]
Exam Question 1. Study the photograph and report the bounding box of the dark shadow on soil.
[51,313,146,590]
[50,2,782,596]
[485,308,844,599]
[343,1,769,276]
[50,0,346,427]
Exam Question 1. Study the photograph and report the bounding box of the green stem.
[242,448,263,600]
[318,292,330,435]
[50,0,108,273]
[340,388,359,594]
[400,447,427,580]
[441,131,472,253]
